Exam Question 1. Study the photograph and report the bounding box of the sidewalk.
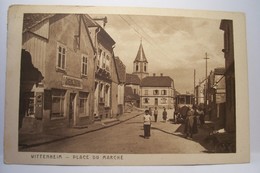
[19,110,143,149]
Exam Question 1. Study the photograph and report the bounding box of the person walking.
[153,107,158,122]
[162,108,167,122]
[143,110,152,139]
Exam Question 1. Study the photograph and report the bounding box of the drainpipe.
[94,27,101,119]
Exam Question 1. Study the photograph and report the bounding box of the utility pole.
[194,69,196,104]
[194,69,196,94]
[204,52,209,108]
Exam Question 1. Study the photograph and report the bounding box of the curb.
[19,112,143,150]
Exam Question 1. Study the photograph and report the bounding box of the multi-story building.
[140,73,174,109]
[125,73,141,107]
[220,19,236,132]
[207,68,226,122]
[114,56,126,115]
[195,83,205,106]
[84,15,119,119]
[19,14,96,133]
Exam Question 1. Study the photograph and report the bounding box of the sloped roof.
[214,67,225,75]
[125,86,140,101]
[114,56,126,83]
[141,76,173,87]
[134,42,148,63]
[126,73,141,85]
[23,14,55,32]
[83,14,115,47]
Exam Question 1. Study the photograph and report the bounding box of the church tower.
[132,40,149,80]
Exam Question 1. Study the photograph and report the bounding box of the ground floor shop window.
[79,92,89,117]
[51,89,66,118]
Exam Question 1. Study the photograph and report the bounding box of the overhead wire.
[119,15,174,61]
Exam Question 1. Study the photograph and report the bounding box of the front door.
[69,93,76,127]
[155,98,158,106]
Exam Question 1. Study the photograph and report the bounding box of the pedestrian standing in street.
[143,110,152,139]
[162,107,167,122]
[153,107,158,122]
[148,107,152,116]
[184,106,197,139]
[197,106,205,127]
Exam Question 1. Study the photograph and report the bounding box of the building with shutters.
[140,73,174,109]
[85,15,119,119]
[19,14,96,133]
[125,41,175,109]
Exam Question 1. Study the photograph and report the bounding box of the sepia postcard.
[4,5,249,165]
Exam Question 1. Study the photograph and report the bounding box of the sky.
[90,14,225,94]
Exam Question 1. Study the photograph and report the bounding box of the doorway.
[155,98,158,106]
[69,93,76,127]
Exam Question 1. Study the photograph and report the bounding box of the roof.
[125,87,140,101]
[114,56,126,83]
[84,14,115,47]
[214,67,225,75]
[23,14,55,32]
[134,42,148,63]
[141,76,174,87]
[126,73,141,85]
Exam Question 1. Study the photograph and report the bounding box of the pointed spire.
[134,40,148,63]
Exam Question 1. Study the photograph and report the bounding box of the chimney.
[153,73,156,76]
[160,73,163,76]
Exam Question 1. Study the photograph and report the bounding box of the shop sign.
[63,75,83,89]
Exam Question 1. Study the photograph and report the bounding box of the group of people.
[184,105,205,139]
[142,105,205,139]
[143,107,168,139]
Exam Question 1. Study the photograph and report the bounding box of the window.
[57,43,66,70]
[51,89,66,118]
[102,52,106,68]
[81,55,88,76]
[179,96,186,104]
[144,90,148,95]
[186,95,191,104]
[136,65,139,71]
[105,55,110,71]
[161,90,167,95]
[104,85,110,107]
[24,92,35,117]
[144,64,147,72]
[99,84,104,103]
[97,48,102,68]
[133,89,137,94]
[161,98,167,104]
[79,92,89,117]
[153,90,159,95]
[144,98,149,104]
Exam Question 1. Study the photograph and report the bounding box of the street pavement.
[19,110,144,149]
[19,108,214,154]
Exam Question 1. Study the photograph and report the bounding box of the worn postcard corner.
[4,5,249,166]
